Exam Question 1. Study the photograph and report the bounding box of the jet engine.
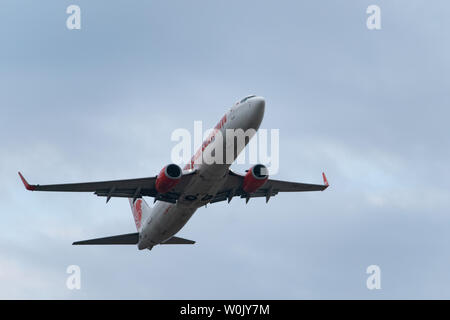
[155,164,182,194]
[242,164,268,193]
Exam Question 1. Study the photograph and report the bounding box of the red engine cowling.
[155,164,182,194]
[243,164,268,193]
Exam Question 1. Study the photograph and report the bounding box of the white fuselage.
[138,96,265,250]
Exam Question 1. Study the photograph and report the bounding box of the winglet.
[18,172,36,191]
[322,172,329,188]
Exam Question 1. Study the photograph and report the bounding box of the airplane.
[18,95,329,251]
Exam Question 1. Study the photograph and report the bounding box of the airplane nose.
[248,96,265,129]
[251,96,265,115]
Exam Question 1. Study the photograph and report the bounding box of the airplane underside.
[18,95,329,252]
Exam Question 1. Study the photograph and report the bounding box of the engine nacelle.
[243,164,268,193]
[155,164,182,194]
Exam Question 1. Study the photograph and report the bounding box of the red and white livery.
[18,96,329,250]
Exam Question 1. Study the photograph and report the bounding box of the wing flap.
[18,172,158,192]
[18,171,196,203]
[210,170,329,204]
[264,179,328,192]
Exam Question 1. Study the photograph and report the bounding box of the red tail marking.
[18,172,36,191]
[322,172,329,187]
[133,199,143,230]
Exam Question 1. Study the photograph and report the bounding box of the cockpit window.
[240,95,256,103]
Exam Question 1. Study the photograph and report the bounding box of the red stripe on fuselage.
[184,114,227,170]
[133,199,143,230]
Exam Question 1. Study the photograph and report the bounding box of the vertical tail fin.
[128,198,151,231]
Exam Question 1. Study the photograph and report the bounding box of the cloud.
[1,0,450,299]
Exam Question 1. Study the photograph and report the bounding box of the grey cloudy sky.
[1,0,449,299]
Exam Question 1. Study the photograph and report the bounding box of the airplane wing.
[18,169,327,204]
[210,170,329,204]
[18,170,197,203]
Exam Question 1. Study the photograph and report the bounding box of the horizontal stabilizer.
[73,232,139,245]
[161,236,195,245]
